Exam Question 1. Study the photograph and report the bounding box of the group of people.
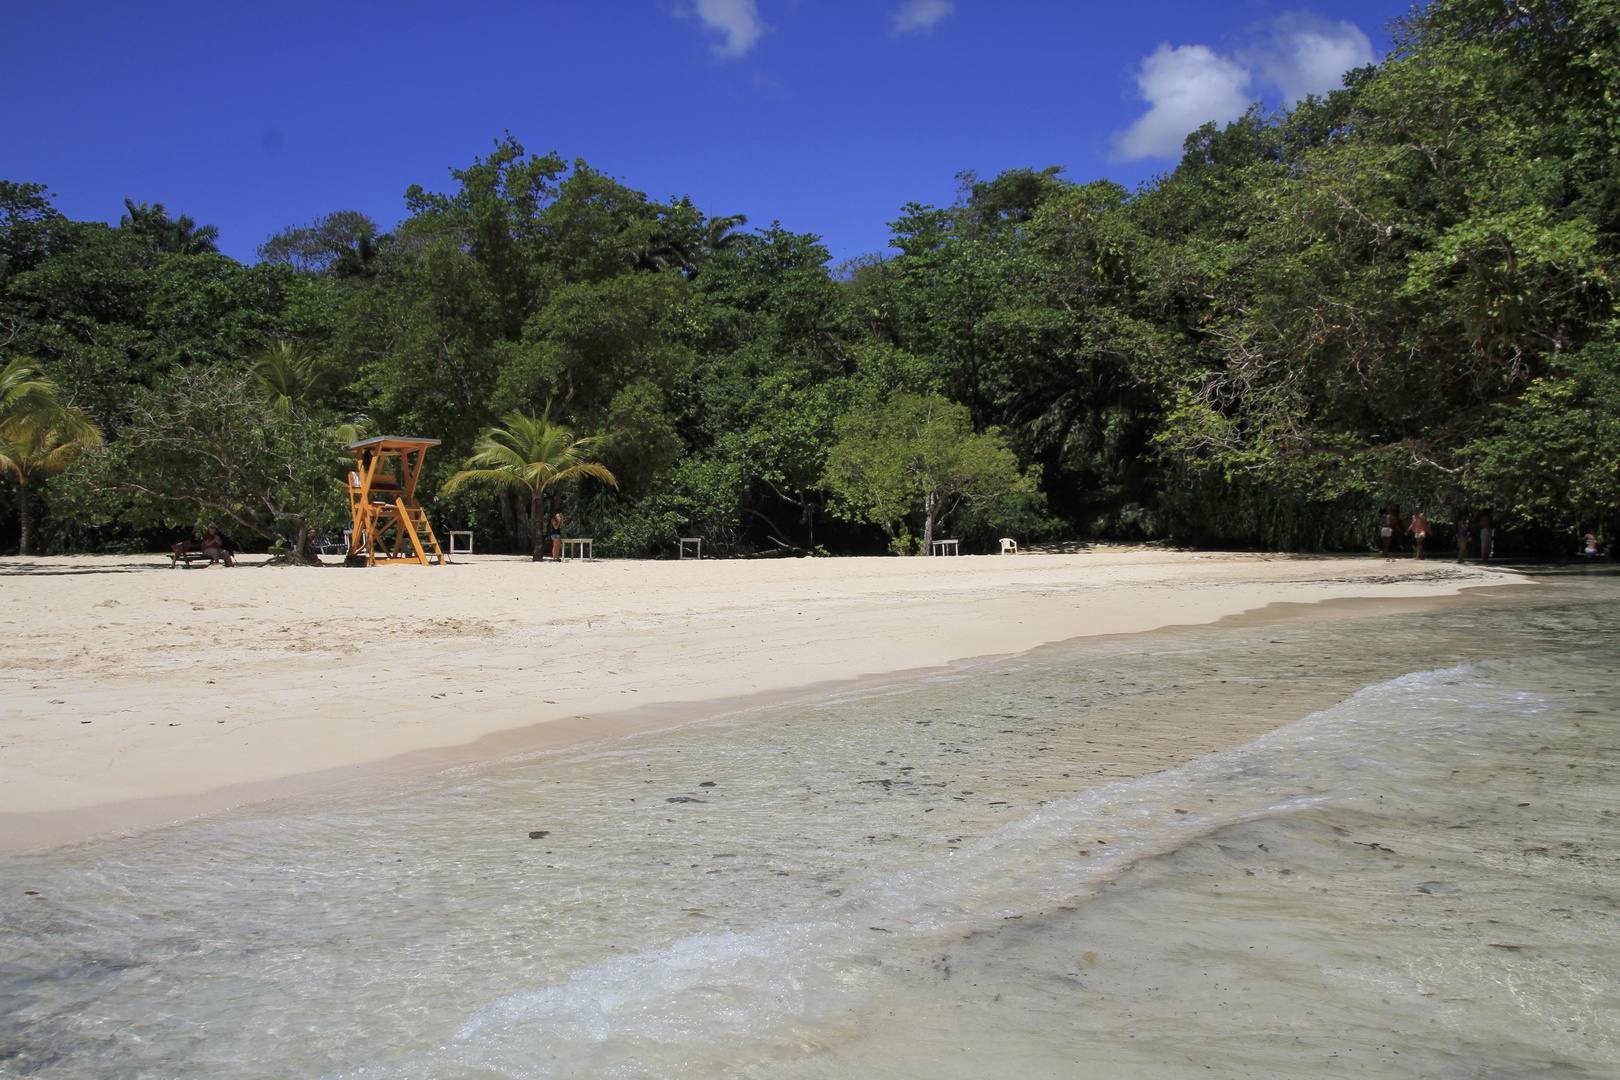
[170,525,234,567]
[1379,508,1494,563]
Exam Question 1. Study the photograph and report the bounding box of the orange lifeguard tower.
[345,436,448,566]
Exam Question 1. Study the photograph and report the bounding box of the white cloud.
[1249,12,1374,105]
[1110,44,1253,162]
[891,0,954,37]
[1109,12,1377,161]
[689,0,768,59]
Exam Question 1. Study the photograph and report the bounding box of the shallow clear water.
[3,572,1618,1078]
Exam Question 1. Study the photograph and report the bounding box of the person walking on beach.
[1379,507,1398,558]
[1455,516,1470,563]
[1408,509,1430,560]
[549,511,564,562]
[1478,510,1495,562]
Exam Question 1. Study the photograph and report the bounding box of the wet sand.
[0,549,1525,853]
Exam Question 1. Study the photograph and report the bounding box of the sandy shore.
[0,549,1523,852]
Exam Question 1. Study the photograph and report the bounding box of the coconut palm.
[0,356,64,424]
[704,213,749,254]
[250,340,335,415]
[0,411,102,556]
[0,357,104,555]
[120,199,220,255]
[441,410,617,560]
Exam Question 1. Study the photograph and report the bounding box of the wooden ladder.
[394,498,448,565]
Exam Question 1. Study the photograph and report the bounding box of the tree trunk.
[499,486,524,554]
[531,490,545,560]
[16,480,28,557]
[922,488,939,554]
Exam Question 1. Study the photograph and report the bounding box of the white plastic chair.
[1000,538,1019,554]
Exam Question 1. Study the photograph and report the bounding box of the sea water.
[2,571,1617,1079]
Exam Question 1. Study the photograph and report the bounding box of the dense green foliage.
[0,356,102,555]
[441,410,618,560]
[2,0,1616,558]
[826,393,1035,553]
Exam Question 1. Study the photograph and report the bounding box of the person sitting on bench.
[200,525,234,567]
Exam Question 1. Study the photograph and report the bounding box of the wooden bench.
[170,543,232,568]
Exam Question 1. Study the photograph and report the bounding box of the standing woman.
[1379,507,1398,558]
[1455,515,1470,564]
[1478,510,1495,562]
[549,511,564,562]
[1409,509,1430,560]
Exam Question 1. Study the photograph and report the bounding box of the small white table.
[931,539,960,556]
[447,530,474,555]
[560,538,593,562]
[679,537,702,560]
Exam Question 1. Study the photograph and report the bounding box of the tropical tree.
[120,199,220,255]
[1,356,65,420]
[704,213,749,255]
[0,358,103,554]
[1465,344,1620,538]
[250,339,337,415]
[257,210,379,274]
[1,413,102,555]
[95,366,343,562]
[825,392,1034,553]
[440,409,618,559]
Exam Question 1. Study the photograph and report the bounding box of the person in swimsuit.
[1455,517,1470,564]
[1478,510,1495,562]
[1408,510,1430,560]
[549,512,564,562]
[1379,507,1397,558]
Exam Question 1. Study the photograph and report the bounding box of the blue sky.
[1,1,1419,267]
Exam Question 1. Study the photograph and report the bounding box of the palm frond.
[440,409,618,500]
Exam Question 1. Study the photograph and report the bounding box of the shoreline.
[0,551,1531,857]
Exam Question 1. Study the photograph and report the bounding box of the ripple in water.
[2,575,1617,1078]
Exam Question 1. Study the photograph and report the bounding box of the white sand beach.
[0,549,1521,853]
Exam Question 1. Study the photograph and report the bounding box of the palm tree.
[167,213,220,256]
[120,199,220,255]
[0,356,68,421]
[0,357,104,555]
[441,410,617,560]
[250,340,335,415]
[0,414,102,557]
[704,213,749,254]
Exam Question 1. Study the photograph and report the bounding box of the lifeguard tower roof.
[347,435,441,450]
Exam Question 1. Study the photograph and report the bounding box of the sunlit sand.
[0,548,1518,853]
